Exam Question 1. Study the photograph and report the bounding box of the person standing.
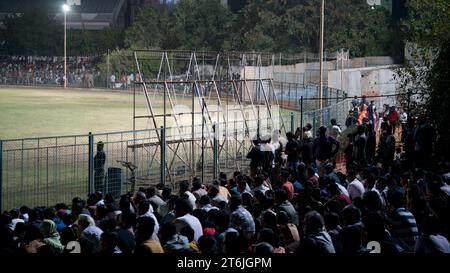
[387,106,399,135]
[313,126,340,176]
[94,141,106,193]
[368,101,377,126]
[110,73,116,89]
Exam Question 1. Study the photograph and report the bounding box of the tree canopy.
[396,0,450,159]
[124,0,402,58]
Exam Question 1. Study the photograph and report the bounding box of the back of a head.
[10,209,20,219]
[276,211,289,225]
[146,187,157,197]
[324,212,340,230]
[257,228,278,247]
[198,235,217,254]
[199,195,211,206]
[78,214,95,227]
[341,205,361,226]
[175,198,193,216]
[214,210,229,230]
[307,166,316,176]
[387,188,405,209]
[119,212,136,229]
[363,191,383,212]
[304,211,325,235]
[180,225,195,242]
[331,119,337,125]
[192,177,202,190]
[253,242,274,254]
[363,211,386,240]
[223,232,245,254]
[319,126,327,136]
[162,187,173,200]
[160,222,177,240]
[101,231,119,251]
[138,200,151,215]
[179,181,190,193]
[274,189,288,203]
[136,216,155,240]
[327,182,341,196]
[229,196,242,211]
[254,175,264,187]
[340,224,363,253]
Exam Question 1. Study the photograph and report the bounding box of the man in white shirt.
[346,170,365,201]
[173,198,203,242]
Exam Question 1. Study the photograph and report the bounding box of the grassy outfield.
[0,87,296,140]
[0,87,175,139]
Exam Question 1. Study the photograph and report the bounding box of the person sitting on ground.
[134,216,164,254]
[77,214,103,251]
[173,198,203,242]
[159,222,189,253]
[295,211,336,254]
[39,219,64,253]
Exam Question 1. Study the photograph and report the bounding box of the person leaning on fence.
[94,141,106,193]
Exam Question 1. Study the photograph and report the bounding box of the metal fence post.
[88,132,94,195]
[290,112,295,133]
[160,126,166,187]
[300,96,304,132]
[213,123,219,180]
[0,140,3,212]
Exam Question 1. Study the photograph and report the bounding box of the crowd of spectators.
[0,98,449,254]
[0,56,99,88]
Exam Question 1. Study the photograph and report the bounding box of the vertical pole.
[213,123,219,180]
[163,83,167,131]
[341,49,344,92]
[192,83,196,178]
[64,11,67,88]
[290,112,295,133]
[88,132,94,195]
[160,126,166,187]
[201,98,205,184]
[0,140,3,212]
[300,96,304,133]
[319,0,324,123]
[107,50,110,88]
[133,82,136,168]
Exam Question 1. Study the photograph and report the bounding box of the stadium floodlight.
[62,4,71,88]
[62,4,71,13]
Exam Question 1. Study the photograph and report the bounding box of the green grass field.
[0,86,295,140]
[0,87,175,139]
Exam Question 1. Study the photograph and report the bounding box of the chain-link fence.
[1,94,394,211]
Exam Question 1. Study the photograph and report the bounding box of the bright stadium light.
[62,4,70,13]
[62,3,71,88]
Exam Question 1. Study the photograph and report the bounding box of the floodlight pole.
[319,0,324,122]
[63,4,69,88]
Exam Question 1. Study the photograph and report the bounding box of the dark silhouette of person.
[94,141,106,193]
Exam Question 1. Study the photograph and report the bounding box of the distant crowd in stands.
[0,56,99,88]
[1,97,449,254]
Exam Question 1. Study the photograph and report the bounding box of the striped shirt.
[388,208,419,251]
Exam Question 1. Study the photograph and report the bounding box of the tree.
[232,0,401,57]
[67,28,124,55]
[124,5,165,49]
[2,10,63,55]
[396,0,450,159]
